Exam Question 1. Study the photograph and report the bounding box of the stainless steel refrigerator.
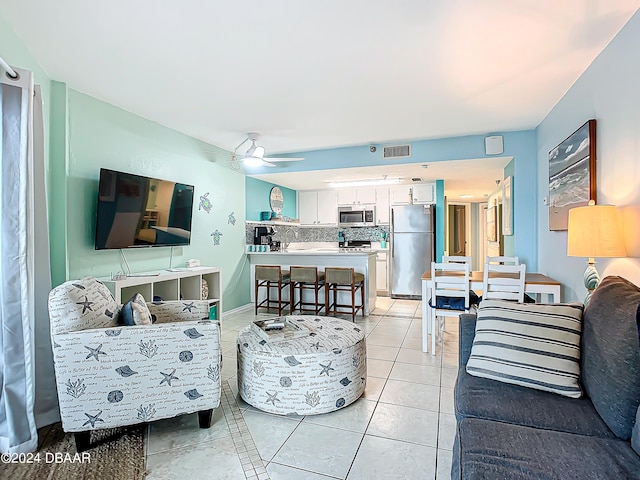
[391,204,435,298]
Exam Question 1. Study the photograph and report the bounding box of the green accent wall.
[49,81,69,286]
[245,177,297,221]
[64,89,250,310]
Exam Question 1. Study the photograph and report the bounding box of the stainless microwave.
[338,206,376,227]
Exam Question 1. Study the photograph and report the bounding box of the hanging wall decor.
[548,120,596,231]
[502,176,513,236]
[210,229,223,245]
[199,192,213,213]
[228,211,236,225]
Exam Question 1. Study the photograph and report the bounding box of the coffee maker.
[253,226,274,247]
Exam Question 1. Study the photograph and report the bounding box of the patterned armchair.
[48,277,221,452]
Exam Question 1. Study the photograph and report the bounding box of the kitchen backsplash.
[245,222,389,244]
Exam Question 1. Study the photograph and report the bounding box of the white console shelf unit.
[100,267,221,315]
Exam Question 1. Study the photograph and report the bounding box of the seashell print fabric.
[48,277,121,335]
[237,315,366,415]
[49,278,222,432]
[148,300,213,324]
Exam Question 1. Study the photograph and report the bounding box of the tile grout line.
[224,301,448,479]
[220,379,272,480]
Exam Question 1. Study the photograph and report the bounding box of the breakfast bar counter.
[247,248,377,315]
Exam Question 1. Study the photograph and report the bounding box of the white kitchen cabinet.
[299,191,319,225]
[337,189,357,205]
[299,190,338,225]
[317,190,338,224]
[413,184,435,204]
[375,187,390,224]
[337,187,376,206]
[376,251,388,293]
[390,183,435,205]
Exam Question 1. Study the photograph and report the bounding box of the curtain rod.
[0,56,18,79]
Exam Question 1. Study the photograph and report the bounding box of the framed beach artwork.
[502,176,513,236]
[548,119,597,231]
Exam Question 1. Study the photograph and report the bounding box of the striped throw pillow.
[466,299,584,398]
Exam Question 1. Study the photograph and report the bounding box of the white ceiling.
[2,1,638,154]
[2,1,638,199]
[251,157,512,202]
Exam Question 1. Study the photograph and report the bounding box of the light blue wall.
[254,131,538,269]
[536,9,640,300]
[245,177,297,221]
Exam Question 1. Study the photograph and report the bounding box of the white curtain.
[0,66,54,453]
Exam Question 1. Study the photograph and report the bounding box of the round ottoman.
[237,315,367,415]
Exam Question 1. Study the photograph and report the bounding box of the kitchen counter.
[247,248,377,315]
[247,248,375,256]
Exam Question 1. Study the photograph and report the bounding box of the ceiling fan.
[230,132,304,169]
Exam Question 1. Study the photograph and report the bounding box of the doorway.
[446,203,471,257]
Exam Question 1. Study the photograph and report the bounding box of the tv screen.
[95,168,194,250]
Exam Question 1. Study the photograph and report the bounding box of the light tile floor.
[144,298,459,480]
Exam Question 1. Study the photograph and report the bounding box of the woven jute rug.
[0,422,146,480]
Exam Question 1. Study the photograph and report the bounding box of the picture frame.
[502,176,513,236]
[548,119,597,231]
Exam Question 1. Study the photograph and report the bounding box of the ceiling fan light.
[243,157,265,168]
[252,146,265,159]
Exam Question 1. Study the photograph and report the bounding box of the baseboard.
[221,303,253,319]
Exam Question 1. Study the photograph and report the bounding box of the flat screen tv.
[95,168,194,250]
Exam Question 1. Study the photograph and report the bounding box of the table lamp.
[567,200,626,304]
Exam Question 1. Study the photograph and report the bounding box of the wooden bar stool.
[255,265,290,315]
[324,267,365,321]
[289,266,325,315]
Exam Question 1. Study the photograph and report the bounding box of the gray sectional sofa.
[453,276,640,479]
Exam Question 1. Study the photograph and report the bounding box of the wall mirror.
[269,186,284,215]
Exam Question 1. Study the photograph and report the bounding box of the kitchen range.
[338,240,371,252]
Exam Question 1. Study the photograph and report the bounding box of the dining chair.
[486,255,520,265]
[443,255,473,267]
[429,262,478,353]
[482,263,526,302]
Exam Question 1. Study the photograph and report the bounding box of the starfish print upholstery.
[82,410,105,428]
[76,296,95,314]
[265,391,281,405]
[85,344,107,361]
[318,361,335,376]
[182,302,195,312]
[160,369,179,386]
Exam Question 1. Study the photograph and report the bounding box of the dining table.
[420,269,562,354]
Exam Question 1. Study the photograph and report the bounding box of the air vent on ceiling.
[411,177,423,182]
[383,144,411,159]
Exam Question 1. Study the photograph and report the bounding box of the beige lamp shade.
[567,203,626,258]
